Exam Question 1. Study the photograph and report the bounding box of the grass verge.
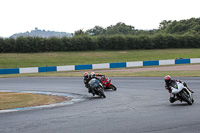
[0,92,68,110]
[0,49,200,69]
[0,68,199,78]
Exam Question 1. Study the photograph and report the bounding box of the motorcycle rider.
[91,72,104,81]
[83,72,104,95]
[84,72,93,93]
[164,75,194,103]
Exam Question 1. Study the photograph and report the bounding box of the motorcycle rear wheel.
[192,99,194,103]
[181,92,192,105]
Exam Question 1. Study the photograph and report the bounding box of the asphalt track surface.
[0,77,200,133]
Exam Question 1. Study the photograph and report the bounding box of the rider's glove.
[168,87,172,93]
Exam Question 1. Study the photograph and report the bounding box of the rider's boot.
[92,93,95,96]
[88,89,92,93]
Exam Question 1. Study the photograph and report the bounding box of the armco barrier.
[92,63,109,69]
[39,66,57,73]
[127,61,143,67]
[57,65,75,71]
[191,58,200,63]
[19,67,38,74]
[159,59,175,65]
[0,68,19,74]
[75,64,92,70]
[110,62,126,68]
[143,60,159,66]
[175,59,190,64]
[0,58,200,75]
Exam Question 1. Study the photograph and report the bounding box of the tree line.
[0,17,200,53]
[82,18,200,36]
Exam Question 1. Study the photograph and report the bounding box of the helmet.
[84,72,89,78]
[91,72,96,78]
[165,75,171,85]
[165,75,171,81]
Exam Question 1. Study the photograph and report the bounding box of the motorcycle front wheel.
[110,84,117,91]
[99,88,106,98]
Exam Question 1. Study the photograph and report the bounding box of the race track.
[0,77,200,133]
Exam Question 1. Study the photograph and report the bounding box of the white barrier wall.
[126,61,143,67]
[159,59,175,65]
[191,58,200,64]
[19,67,38,74]
[92,63,109,69]
[57,65,75,71]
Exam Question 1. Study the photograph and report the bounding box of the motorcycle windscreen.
[171,81,178,88]
[89,79,100,88]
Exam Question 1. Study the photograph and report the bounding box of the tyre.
[181,92,192,105]
[192,98,194,103]
[99,88,106,98]
[110,84,117,91]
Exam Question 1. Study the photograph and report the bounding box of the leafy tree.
[159,20,172,30]
[86,22,136,36]
[158,17,200,35]
[86,26,105,36]
[74,29,87,36]
[106,22,135,35]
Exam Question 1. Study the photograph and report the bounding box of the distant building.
[10,28,72,38]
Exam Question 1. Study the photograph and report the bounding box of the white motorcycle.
[171,82,194,105]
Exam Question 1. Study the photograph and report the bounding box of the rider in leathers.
[164,75,194,103]
[84,72,104,95]
[84,72,92,90]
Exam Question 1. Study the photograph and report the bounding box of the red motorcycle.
[100,76,117,91]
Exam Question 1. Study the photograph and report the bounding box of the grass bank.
[0,49,200,69]
[1,65,200,78]
[0,92,68,110]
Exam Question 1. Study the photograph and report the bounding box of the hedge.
[0,34,200,53]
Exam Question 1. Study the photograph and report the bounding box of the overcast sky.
[1,0,199,37]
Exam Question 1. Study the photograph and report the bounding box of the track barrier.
[1,58,200,75]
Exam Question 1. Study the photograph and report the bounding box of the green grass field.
[0,49,200,69]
